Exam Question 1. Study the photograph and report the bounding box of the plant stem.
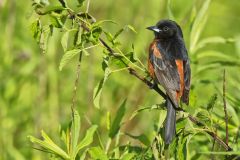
[223,69,229,145]
[71,52,83,116]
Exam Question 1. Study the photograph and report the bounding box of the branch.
[78,18,232,152]
[188,115,231,151]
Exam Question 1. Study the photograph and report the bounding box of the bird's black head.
[147,20,183,39]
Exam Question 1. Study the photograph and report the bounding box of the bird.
[147,20,191,144]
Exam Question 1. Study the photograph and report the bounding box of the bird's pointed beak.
[146,26,162,33]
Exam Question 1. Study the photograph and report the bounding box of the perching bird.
[147,20,191,144]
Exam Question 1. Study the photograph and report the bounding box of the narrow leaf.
[109,99,127,138]
[59,49,81,71]
[61,31,69,52]
[28,131,69,159]
[93,68,111,108]
[126,25,137,33]
[88,147,108,160]
[70,110,81,157]
[73,125,98,159]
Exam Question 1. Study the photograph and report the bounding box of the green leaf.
[93,20,117,27]
[130,104,164,120]
[206,93,217,111]
[61,31,69,52]
[77,0,85,7]
[36,5,65,15]
[60,127,70,154]
[39,25,51,54]
[113,28,124,40]
[121,153,136,160]
[194,109,210,125]
[176,117,188,131]
[125,133,150,146]
[28,131,70,159]
[87,26,102,44]
[109,99,127,138]
[49,15,63,28]
[104,31,114,44]
[70,110,81,158]
[73,125,98,159]
[177,133,188,160]
[126,25,137,33]
[190,0,211,53]
[30,20,42,43]
[59,49,81,71]
[93,68,111,108]
[88,147,108,160]
[109,52,137,69]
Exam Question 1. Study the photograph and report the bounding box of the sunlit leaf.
[30,20,42,43]
[59,49,81,71]
[73,125,98,159]
[61,31,69,52]
[40,25,51,54]
[130,104,164,120]
[93,68,111,108]
[126,25,137,33]
[121,153,136,160]
[70,110,81,158]
[93,20,117,28]
[88,147,108,160]
[177,133,188,160]
[28,131,70,159]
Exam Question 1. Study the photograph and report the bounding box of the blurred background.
[0,0,240,159]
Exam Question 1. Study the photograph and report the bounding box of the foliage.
[0,0,240,159]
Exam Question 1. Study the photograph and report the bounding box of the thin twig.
[223,69,229,145]
[211,126,218,160]
[71,52,83,117]
[188,115,231,151]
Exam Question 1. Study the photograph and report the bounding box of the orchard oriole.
[147,20,191,144]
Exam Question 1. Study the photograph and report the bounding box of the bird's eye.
[163,26,169,32]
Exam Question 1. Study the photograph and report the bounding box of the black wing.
[149,47,180,107]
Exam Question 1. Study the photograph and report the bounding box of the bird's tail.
[164,96,176,144]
